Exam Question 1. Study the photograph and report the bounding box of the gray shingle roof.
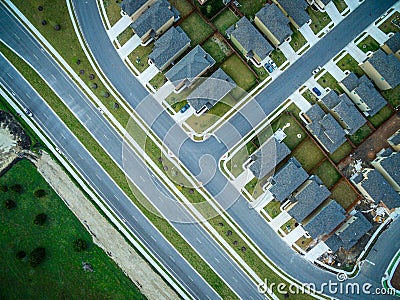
[380,151,400,186]
[321,90,341,109]
[130,0,179,38]
[187,68,236,112]
[354,75,387,116]
[333,94,366,135]
[389,130,400,146]
[120,0,148,16]
[306,105,346,154]
[366,49,400,88]
[277,0,309,27]
[288,176,331,223]
[148,26,190,70]
[255,4,292,44]
[359,169,400,209]
[385,32,400,52]
[249,137,291,179]
[226,17,273,61]
[304,200,346,239]
[165,45,216,86]
[340,72,359,91]
[269,158,308,202]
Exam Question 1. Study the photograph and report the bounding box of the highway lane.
[0,6,266,299]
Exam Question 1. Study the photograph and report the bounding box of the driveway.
[107,14,132,41]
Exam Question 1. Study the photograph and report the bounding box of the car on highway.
[180,103,190,113]
[312,66,322,75]
[269,60,278,70]
[264,63,274,73]
[312,87,322,96]
[24,107,33,117]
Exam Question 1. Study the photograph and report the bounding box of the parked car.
[264,63,274,73]
[24,107,33,117]
[312,66,322,75]
[312,87,322,96]
[180,103,190,113]
[269,60,278,70]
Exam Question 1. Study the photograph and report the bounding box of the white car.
[312,66,322,75]
[24,107,33,117]
[269,60,278,70]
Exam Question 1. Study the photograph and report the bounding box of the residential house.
[321,90,366,135]
[382,32,400,59]
[254,3,293,47]
[248,137,291,179]
[148,26,190,71]
[120,0,157,20]
[388,129,400,152]
[303,200,346,240]
[304,104,346,154]
[165,45,216,91]
[273,0,310,29]
[287,175,331,223]
[325,212,372,252]
[339,73,386,117]
[351,169,400,213]
[130,0,180,44]
[306,0,331,12]
[361,49,400,90]
[226,17,274,66]
[372,148,400,192]
[268,158,309,203]
[187,68,236,115]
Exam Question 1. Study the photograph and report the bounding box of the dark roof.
[187,68,236,112]
[120,0,148,16]
[148,26,190,70]
[249,137,291,179]
[366,49,400,88]
[165,45,215,86]
[130,0,179,38]
[320,0,331,4]
[354,75,387,116]
[255,4,292,44]
[226,17,273,61]
[324,234,343,252]
[277,0,309,27]
[389,130,400,146]
[359,169,400,209]
[306,105,346,154]
[380,151,400,186]
[288,176,331,223]
[321,90,341,109]
[269,158,308,202]
[333,94,366,135]
[304,200,346,239]
[340,72,359,91]
[385,32,400,52]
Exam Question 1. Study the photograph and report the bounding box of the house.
[321,91,366,135]
[303,200,346,240]
[351,169,400,213]
[187,68,236,115]
[325,212,372,252]
[372,149,400,192]
[382,32,400,59]
[254,3,293,47]
[130,0,180,43]
[304,104,346,154]
[339,73,386,117]
[226,17,273,66]
[268,158,309,203]
[148,26,190,71]
[248,137,291,179]
[361,49,400,90]
[120,0,157,20]
[165,45,216,91]
[388,129,400,152]
[273,0,310,29]
[306,0,331,12]
[287,175,331,223]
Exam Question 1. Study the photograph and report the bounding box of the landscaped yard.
[302,88,318,104]
[127,44,154,73]
[357,35,380,53]
[103,0,123,27]
[349,123,372,145]
[331,179,359,210]
[202,35,232,63]
[213,9,239,34]
[289,23,307,52]
[336,54,364,77]
[237,0,267,18]
[333,0,348,13]
[378,11,400,34]
[271,113,306,150]
[368,106,393,128]
[313,160,341,188]
[168,0,193,17]
[382,84,400,108]
[251,64,269,82]
[306,7,332,34]
[281,218,297,235]
[295,235,313,251]
[220,54,257,91]
[0,160,143,299]
[180,12,214,46]
[291,138,325,172]
[149,72,166,90]
[317,72,344,93]
[329,141,353,164]
[270,49,287,67]
[264,200,281,219]
[117,27,134,46]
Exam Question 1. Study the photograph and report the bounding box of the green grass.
[313,160,341,188]
[289,23,307,52]
[317,72,343,94]
[245,178,265,200]
[117,26,134,45]
[237,0,267,19]
[368,106,393,128]
[213,9,239,34]
[281,219,297,235]
[227,147,249,178]
[0,160,144,299]
[331,179,358,210]
[336,54,364,77]
[168,0,193,17]
[128,44,154,73]
[251,64,269,81]
[357,35,380,53]
[195,0,226,19]
[302,88,318,104]
[180,13,214,46]
[149,72,166,91]
[295,235,313,251]
[382,84,400,108]
[264,200,281,219]
[270,49,287,67]
[292,138,325,172]
[306,6,332,34]
[378,12,400,34]
[271,114,306,150]
[220,54,257,91]
[329,142,353,164]
[349,123,372,145]
[103,0,123,27]
[202,35,230,64]
[333,0,348,13]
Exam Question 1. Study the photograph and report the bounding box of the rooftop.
[340,72,360,92]
[276,0,310,27]
[366,49,400,88]
[379,150,400,186]
[148,26,190,70]
[385,32,400,52]
[249,137,291,179]
[389,130,400,147]
[269,158,309,202]
[333,94,366,135]
[321,90,341,109]
[120,0,148,16]
[226,17,273,61]
[354,75,387,116]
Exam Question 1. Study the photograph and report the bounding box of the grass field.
[128,44,154,73]
[382,85,400,108]
[180,13,214,46]
[333,0,348,13]
[329,141,353,164]
[213,9,239,34]
[149,72,166,91]
[237,0,267,18]
[331,179,358,210]
[302,88,318,104]
[220,54,257,91]
[270,49,287,67]
[336,54,364,77]
[349,123,372,146]
[291,138,325,172]
[317,72,344,94]
[271,114,306,150]
[313,160,341,188]
[103,0,122,27]
[202,35,230,64]
[168,0,194,17]
[378,12,400,34]
[289,23,307,52]
[0,160,144,299]
[264,200,281,219]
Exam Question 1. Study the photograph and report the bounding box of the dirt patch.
[391,262,400,290]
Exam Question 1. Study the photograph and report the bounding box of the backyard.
[357,35,380,53]
[382,84,400,108]
[331,179,359,210]
[237,0,267,18]
[180,12,214,46]
[368,106,393,128]
[271,113,306,150]
[336,54,364,77]
[213,9,239,34]
[329,141,353,164]
[202,34,232,64]
[168,0,193,17]
[313,160,341,188]
[220,54,257,91]
[349,123,373,146]
[291,138,325,172]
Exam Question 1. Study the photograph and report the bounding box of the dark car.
[180,103,190,113]
[264,63,274,73]
[312,87,322,97]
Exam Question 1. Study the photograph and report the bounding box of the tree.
[33,213,47,226]
[54,24,61,31]
[11,184,22,193]
[29,247,46,267]
[0,185,8,192]
[16,250,26,260]
[4,199,16,209]
[33,189,46,198]
[73,238,88,252]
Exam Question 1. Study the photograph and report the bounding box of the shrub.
[16,250,26,260]
[33,189,47,198]
[4,199,16,209]
[33,213,47,226]
[11,184,22,193]
[29,247,46,267]
[73,239,88,252]
[0,185,8,192]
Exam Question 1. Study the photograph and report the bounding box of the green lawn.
[227,147,249,178]
[168,0,194,17]
[127,44,154,73]
[331,179,358,210]
[271,114,306,150]
[349,123,372,146]
[213,9,239,34]
[307,6,332,34]
[378,12,400,34]
[289,23,307,52]
[103,0,123,27]
[302,88,318,104]
[333,0,348,13]
[368,106,393,128]
[295,235,313,251]
[251,64,269,81]
[237,0,267,18]
[270,49,287,67]
[291,138,325,172]
[149,72,166,91]
[336,54,364,77]
[264,200,281,219]
[329,141,353,164]
[317,72,344,94]
[195,0,226,19]
[245,178,265,200]
[202,35,231,63]
[313,160,341,188]
[357,35,380,53]
[280,219,297,235]
[0,160,143,299]
[180,12,214,46]
[382,85,400,108]
[117,27,134,45]
[220,54,257,91]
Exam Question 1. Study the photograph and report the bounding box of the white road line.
[50,74,56,80]
[13,33,20,40]
[214,257,220,263]
[103,134,109,141]
[131,215,138,222]
[232,276,238,282]
[42,112,49,119]
[32,54,39,60]
[150,235,156,242]
[169,256,175,262]
[60,132,66,139]
[95,173,101,180]
[188,276,193,282]
[139,175,145,182]
[6,73,13,79]
[25,93,31,99]
[196,238,202,244]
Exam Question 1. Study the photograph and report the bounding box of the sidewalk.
[107,14,132,41]
[344,0,361,11]
[280,41,299,64]
[118,34,141,59]
[138,64,159,84]
[367,25,389,45]
[269,211,291,231]
[324,60,347,82]
[304,242,329,262]
[345,42,368,62]
[290,91,312,112]
[299,24,319,46]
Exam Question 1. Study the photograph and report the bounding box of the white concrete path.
[107,14,132,41]
[304,242,330,262]
[299,24,319,46]
[253,191,273,212]
[173,107,195,123]
[138,64,159,84]
[118,34,141,59]
[290,91,312,112]
[325,2,344,25]
[280,41,299,64]
[324,60,347,82]
[269,211,291,231]
[344,0,361,12]
[345,42,368,62]
[368,25,389,45]
[283,225,306,245]
[232,168,253,189]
